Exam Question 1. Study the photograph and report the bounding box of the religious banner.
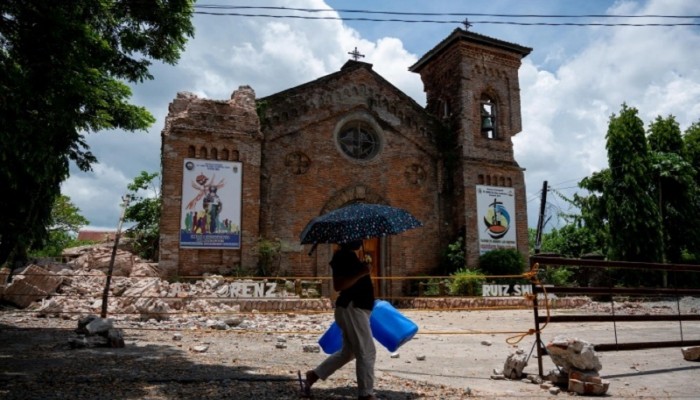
[180,158,242,249]
[476,185,517,254]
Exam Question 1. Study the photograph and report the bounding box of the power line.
[193,5,700,26]
[192,11,700,27]
[195,5,699,19]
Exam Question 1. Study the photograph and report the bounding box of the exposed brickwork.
[159,29,532,296]
[411,29,531,267]
[159,88,262,277]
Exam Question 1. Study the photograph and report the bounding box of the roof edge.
[409,28,532,73]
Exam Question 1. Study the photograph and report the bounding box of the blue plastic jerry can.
[318,320,343,354]
[370,300,419,352]
[317,300,419,354]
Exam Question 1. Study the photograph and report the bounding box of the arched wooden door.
[361,237,381,298]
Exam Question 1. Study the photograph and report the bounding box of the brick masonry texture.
[159,28,532,297]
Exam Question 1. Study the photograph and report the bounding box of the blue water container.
[370,300,418,352]
[318,321,343,354]
[317,300,419,354]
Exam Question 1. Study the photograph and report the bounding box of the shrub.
[449,268,484,296]
[479,249,526,285]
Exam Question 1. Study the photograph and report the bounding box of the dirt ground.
[1,304,699,399]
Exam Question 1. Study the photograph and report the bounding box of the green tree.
[29,195,90,259]
[648,116,698,263]
[0,1,194,266]
[605,104,662,263]
[124,171,161,261]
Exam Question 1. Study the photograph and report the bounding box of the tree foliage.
[605,104,662,262]
[29,195,89,259]
[648,116,698,263]
[124,171,161,261]
[0,1,194,266]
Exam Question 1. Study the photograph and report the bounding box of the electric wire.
[191,5,700,27]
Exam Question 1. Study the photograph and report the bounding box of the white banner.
[180,159,242,249]
[475,185,517,254]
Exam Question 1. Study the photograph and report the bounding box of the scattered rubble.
[546,336,609,395]
[682,346,700,361]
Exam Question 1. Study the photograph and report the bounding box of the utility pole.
[101,195,131,318]
[534,181,548,254]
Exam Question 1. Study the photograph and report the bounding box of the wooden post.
[100,195,131,318]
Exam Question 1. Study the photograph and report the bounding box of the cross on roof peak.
[348,47,365,61]
[462,18,472,30]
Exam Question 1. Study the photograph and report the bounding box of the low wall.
[220,296,591,312]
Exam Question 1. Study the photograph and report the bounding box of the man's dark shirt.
[330,248,375,311]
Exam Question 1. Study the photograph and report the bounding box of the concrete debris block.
[569,369,603,384]
[503,351,528,379]
[36,299,64,317]
[108,328,125,348]
[390,352,400,359]
[133,297,171,321]
[130,263,160,278]
[568,378,609,395]
[3,265,64,308]
[546,336,602,372]
[208,320,228,330]
[567,369,609,395]
[544,369,568,386]
[681,346,700,361]
[224,317,243,327]
[86,317,114,335]
[275,343,287,349]
[191,345,209,353]
[525,374,542,384]
[490,374,505,380]
[416,355,426,361]
[173,333,183,341]
[303,344,320,353]
[549,386,561,395]
[71,248,135,276]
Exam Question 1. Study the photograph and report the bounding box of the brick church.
[159,28,532,297]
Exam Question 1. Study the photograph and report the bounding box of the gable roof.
[259,60,425,113]
[409,28,532,73]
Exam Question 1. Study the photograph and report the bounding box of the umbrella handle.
[307,243,318,256]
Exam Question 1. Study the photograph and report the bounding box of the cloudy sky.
[62,0,700,231]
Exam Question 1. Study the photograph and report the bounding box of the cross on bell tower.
[348,47,365,61]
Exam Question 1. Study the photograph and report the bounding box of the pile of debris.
[492,336,609,396]
[0,245,309,321]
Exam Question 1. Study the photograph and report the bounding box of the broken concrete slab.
[547,336,602,372]
[3,264,63,308]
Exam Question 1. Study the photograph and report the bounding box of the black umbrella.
[299,203,422,246]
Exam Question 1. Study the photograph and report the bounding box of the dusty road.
[1,302,699,399]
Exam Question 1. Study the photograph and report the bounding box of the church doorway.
[361,237,382,298]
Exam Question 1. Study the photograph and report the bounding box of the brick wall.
[159,87,262,277]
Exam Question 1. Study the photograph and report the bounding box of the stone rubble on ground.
[546,336,609,395]
[68,314,125,349]
[682,346,700,361]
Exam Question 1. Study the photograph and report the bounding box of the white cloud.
[63,0,700,233]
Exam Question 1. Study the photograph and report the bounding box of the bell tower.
[410,28,532,267]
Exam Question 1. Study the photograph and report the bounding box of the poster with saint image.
[180,158,242,249]
[476,185,517,254]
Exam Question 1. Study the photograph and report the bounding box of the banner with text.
[180,159,242,249]
[476,185,517,254]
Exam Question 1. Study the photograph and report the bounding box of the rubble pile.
[0,246,330,322]
[546,336,609,395]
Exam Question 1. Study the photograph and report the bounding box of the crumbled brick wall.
[159,87,262,277]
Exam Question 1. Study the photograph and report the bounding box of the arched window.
[480,95,497,139]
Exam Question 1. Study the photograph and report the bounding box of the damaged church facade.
[159,28,532,297]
